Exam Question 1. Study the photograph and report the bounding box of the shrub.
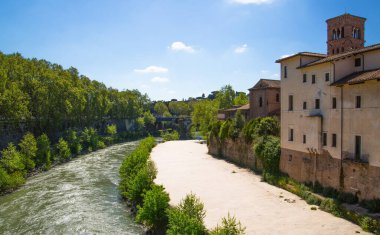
[126,160,157,205]
[254,136,280,174]
[0,167,25,192]
[0,143,25,174]
[36,134,51,170]
[65,129,82,155]
[105,124,117,144]
[218,119,232,141]
[18,132,37,172]
[320,199,342,217]
[56,138,71,163]
[96,140,106,149]
[160,129,180,141]
[210,213,246,235]
[136,184,170,230]
[81,127,100,151]
[255,117,280,137]
[166,193,207,235]
[359,216,378,233]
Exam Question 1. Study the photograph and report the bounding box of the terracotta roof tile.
[275,52,327,63]
[249,79,281,90]
[331,68,380,86]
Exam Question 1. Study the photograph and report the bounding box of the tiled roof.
[237,104,250,110]
[326,13,366,22]
[275,52,327,63]
[299,43,380,68]
[249,79,281,90]
[331,68,380,86]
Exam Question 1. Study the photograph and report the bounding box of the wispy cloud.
[134,66,168,74]
[151,77,170,83]
[229,0,273,4]
[169,41,195,53]
[234,44,248,54]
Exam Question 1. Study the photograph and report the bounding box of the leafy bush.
[81,127,100,151]
[320,199,342,217]
[218,119,232,141]
[254,136,280,174]
[18,132,37,171]
[136,184,170,230]
[255,117,280,137]
[160,129,180,141]
[359,216,378,232]
[166,193,207,235]
[0,143,25,174]
[65,129,82,155]
[56,138,71,163]
[360,199,380,213]
[126,160,157,205]
[210,213,246,235]
[36,134,51,170]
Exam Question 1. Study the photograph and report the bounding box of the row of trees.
[0,52,151,135]
[0,125,118,194]
[119,137,245,234]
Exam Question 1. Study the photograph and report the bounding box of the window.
[332,134,337,147]
[355,58,361,67]
[259,97,263,107]
[332,49,335,55]
[276,93,280,102]
[356,96,361,108]
[303,74,307,83]
[337,48,340,54]
[303,101,307,110]
[341,47,344,52]
[355,136,361,160]
[323,133,327,146]
[325,73,330,82]
[312,75,316,84]
[284,66,288,78]
[332,97,337,109]
[288,155,292,161]
[288,95,293,111]
[303,134,306,144]
[315,99,320,109]
[289,128,294,141]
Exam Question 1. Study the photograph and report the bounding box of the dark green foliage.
[228,111,245,140]
[36,134,51,170]
[254,117,280,137]
[254,136,280,174]
[359,216,378,232]
[218,119,232,141]
[166,193,207,235]
[56,138,71,163]
[136,184,170,230]
[18,132,37,172]
[210,213,246,235]
[360,199,380,213]
[81,127,100,151]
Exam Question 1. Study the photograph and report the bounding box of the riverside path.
[151,140,370,235]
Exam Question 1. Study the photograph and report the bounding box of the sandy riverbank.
[151,140,369,235]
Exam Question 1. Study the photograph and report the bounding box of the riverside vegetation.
[0,124,131,195]
[119,137,246,234]
[208,112,380,234]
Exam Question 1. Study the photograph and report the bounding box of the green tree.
[56,138,71,163]
[210,214,246,235]
[254,136,280,174]
[233,93,248,106]
[36,134,51,170]
[65,129,82,155]
[216,85,235,109]
[18,132,37,172]
[166,193,207,235]
[0,143,25,174]
[154,102,170,116]
[136,184,170,230]
[191,100,219,136]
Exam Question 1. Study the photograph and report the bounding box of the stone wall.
[208,135,262,171]
[280,148,380,200]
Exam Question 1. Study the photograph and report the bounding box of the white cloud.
[230,0,273,4]
[169,41,194,53]
[234,44,248,54]
[134,66,168,74]
[151,77,170,83]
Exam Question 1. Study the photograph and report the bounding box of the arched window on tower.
[332,49,335,54]
[341,47,344,53]
[357,29,361,39]
[332,29,336,40]
[337,29,341,39]
[337,48,340,53]
[341,27,344,38]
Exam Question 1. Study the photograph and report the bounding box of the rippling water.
[0,141,143,235]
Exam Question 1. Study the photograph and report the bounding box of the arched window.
[341,27,344,38]
[341,47,344,52]
[276,93,280,102]
[357,29,361,39]
[332,29,336,40]
[337,29,341,39]
[337,48,340,53]
[332,49,335,54]
[259,97,263,107]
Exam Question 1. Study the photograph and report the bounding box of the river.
[0,141,143,235]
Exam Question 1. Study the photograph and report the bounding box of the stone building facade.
[248,79,280,120]
[276,14,380,200]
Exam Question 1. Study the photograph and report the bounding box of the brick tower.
[326,14,366,55]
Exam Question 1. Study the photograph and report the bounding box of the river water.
[0,141,143,235]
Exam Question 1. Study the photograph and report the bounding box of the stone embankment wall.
[280,149,380,200]
[208,135,262,171]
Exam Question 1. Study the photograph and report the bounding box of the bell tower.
[326,14,366,55]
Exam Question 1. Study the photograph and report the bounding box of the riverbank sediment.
[151,140,370,235]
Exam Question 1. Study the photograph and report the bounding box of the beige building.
[276,13,380,200]
[248,79,280,120]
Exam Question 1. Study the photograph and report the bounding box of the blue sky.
[1,0,379,100]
